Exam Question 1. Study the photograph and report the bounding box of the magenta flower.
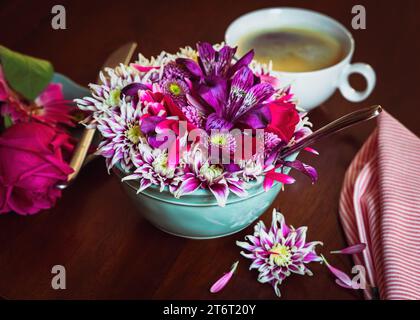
[1,67,73,127]
[237,209,323,297]
[32,83,74,127]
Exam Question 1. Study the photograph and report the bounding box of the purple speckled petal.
[236,83,275,118]
[227,66,254,118]
[215,45,237,76]
[197,42,216,75]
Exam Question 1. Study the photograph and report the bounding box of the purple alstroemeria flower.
[175,43,273,131]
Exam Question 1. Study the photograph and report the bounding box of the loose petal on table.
[331,243,366,255]
[210,261,239,293]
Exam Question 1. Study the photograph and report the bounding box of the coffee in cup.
[225,8,376,110]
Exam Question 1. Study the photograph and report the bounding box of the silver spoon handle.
[279,105,382,160]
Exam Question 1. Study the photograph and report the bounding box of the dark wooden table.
[0,0,419,300]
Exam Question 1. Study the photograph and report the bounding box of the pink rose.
[267,100,300,143]
[0,122,73,215]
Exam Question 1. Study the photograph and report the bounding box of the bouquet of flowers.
[0,46,75,215]
[76,42,317,206]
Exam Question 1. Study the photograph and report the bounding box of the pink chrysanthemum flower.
[237,209,323,297]
[122,144,182,193]
[31,83,74,127]
[96,98,145,172]
[173,145,247,206]
[75,64,142,128]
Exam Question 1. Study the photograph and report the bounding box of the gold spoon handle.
[279,105,382,160]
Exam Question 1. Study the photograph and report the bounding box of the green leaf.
[3,114,13,128]
[0,45,54,101]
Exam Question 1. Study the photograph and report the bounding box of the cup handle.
[338,63,376,102]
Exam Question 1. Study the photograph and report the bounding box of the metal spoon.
[279,104,382,160]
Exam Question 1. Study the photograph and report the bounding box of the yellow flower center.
[169,83,182,96]
[152,153,175,178]
[269,244,292,267]
[199,164,223,182]
[125,125,142,144]
[210,133,228,147]
[108,88,121,106]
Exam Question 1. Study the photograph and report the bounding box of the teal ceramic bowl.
[114,153,298,239]
[52,73,90,99]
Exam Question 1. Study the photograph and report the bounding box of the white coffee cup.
[225,7,376,110]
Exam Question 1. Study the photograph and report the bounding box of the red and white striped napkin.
[339,111,420,300]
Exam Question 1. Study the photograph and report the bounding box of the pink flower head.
[96,98,145,172]
[237,209,322,297]
[173,145,247,206]
[33,83,75,127]
[0,122,73,215]
[1,66,74,127]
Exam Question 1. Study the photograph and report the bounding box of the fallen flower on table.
[330,243,366,255]
[210,260,239,293]
[236,209,323,297]
[209,211,369,297]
